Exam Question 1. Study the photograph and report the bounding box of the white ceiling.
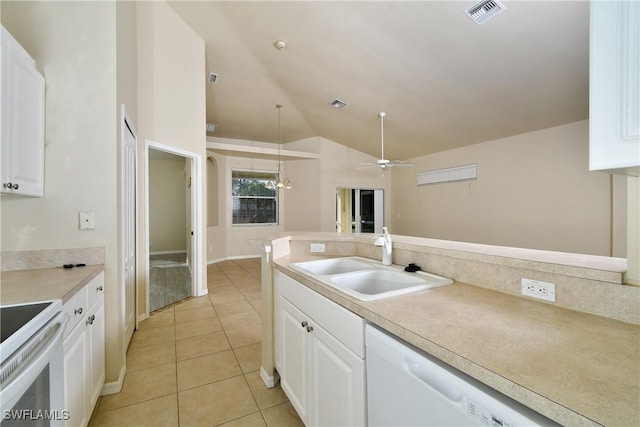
[168,1,589,161]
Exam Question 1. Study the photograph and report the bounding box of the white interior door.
[121,106,137,348]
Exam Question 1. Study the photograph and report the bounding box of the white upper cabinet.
[589,1,640,176]
[1,25,45,196]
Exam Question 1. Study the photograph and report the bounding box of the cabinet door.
[63,322,88,427]
[1,26,45,196]
[309,322,366,427]
[87,295,105,412]
[279,297,309,422]
[589,0,639,175]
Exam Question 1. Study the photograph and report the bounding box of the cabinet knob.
[301,321,308,328]
[74,307,83,315]
[86,314,95,326]
[3,182,15,189]
[306,325,314,333]
[97,285,103,292]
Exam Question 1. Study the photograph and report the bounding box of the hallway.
[90,258,302,426]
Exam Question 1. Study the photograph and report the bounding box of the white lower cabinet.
[62,272,105,427]
[274,270,366,426]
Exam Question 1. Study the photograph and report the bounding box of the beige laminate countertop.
[273,255,640,427]
[1,264,104,305]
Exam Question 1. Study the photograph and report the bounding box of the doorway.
[145,141,203,314]
[336,188,384,233]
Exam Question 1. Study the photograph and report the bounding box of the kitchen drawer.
[63,286,88,338]
[87,272,105,308]
[277,270,365,357]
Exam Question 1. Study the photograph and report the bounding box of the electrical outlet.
[310,243,325,253]
[521,278,556,302]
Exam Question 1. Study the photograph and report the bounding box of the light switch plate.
[79,211,96,230]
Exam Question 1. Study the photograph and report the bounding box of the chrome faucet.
[374,227,392,266]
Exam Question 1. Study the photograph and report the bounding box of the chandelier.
[266,104,293,190]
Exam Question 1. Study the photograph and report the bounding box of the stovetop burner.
[0,302,52,344]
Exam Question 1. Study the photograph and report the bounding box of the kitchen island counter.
[271,252,639,427]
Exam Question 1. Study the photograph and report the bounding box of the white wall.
[136,1,206,312]
[390,120,627,257]
[149,157,187,253]
[1,1,123,382]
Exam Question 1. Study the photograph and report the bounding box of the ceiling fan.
[360,112,413,170]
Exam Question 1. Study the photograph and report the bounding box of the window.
[232,170,278,225]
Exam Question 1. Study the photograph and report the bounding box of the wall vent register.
[417,164,477,186]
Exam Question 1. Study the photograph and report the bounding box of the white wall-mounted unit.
[417,164,477,186]
[1,25,45,197]
[589,0,639,176]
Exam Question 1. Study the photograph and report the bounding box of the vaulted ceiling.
[169,1,589,161]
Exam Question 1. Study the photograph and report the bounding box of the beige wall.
[390,120,627,257]
[1,1,124,382]
[149,157,188,253]
[205,136,390,261]
[206,149,284,261]
[285,137,391,233]
[136,1,206,313]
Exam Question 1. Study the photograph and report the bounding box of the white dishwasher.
[366,324,560,427]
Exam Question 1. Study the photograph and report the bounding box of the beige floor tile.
[128,324,175,350]
[177,350,242,391]
[233,343,261,373]
[218,310,261,331]
[137,308,175,330]
[174,306,217,324]
[214,300,255,317]
[249,299,263,317]
[176,331,230,361]
[261,402,304,427]
[126,340,176,372]
[209,289,246,305]
[175,317,223,340]
[220,412,266,427]
[99,363,176,411]
[225,322,262,348]
[174,295,213,311]
[241,290,262,301]
[178,376,258,427]
[92,394,178,427]
[244,371,288,410]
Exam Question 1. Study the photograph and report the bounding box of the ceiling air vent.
[465,0,506,25]
[208,72,219,84]
[329,99,348,109]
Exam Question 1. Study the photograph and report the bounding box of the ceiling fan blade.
[357,163,380,170]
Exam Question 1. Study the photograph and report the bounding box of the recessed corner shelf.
[206,140,320,161]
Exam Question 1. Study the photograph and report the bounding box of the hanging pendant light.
[270,104,293,190]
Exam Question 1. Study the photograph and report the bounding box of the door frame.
[144,140,205,317]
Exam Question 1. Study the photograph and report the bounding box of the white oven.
[0,300,66,426]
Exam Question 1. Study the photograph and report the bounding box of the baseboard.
[207,254,261,265]
[260,367,280,389]
[101,364,126,396]
[150,250,187,256]
[137,312,149,324]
